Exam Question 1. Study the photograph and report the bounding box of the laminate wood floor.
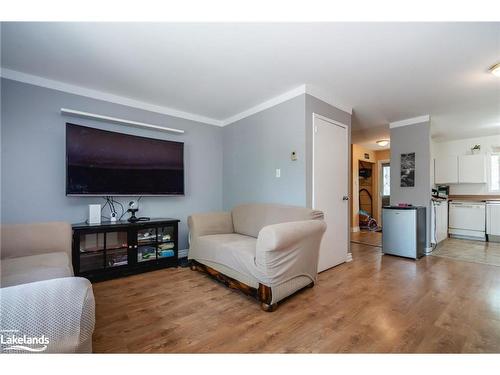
[351,230,382,247]
[432,238,500,267]
[92,243,500,353]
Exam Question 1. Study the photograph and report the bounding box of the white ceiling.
[352,125,391,150]
[1,22,499,141]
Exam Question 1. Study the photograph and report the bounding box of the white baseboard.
[351,226,360,233]
[346,253,353,262]
[178,248,189,258]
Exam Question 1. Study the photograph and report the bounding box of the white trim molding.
[178,248,189,258]
[61,108,185,134]
[222,85,307,126]
[389,115,430,129]
[222,84,353,126]
[305,84,353,115]
[351,226,360,233]
[2,68,353,128]
[1,68,223,126]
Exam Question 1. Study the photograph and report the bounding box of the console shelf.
[72,218,180,282]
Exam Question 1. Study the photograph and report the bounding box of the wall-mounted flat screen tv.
[66,123,184,195]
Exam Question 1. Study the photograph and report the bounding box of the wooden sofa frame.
[190,260,313,312]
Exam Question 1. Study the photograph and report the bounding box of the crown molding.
[305,84,353,115]
[1,68,353,128]
[0,68,223,126]
[222,84,353,126]
[222,85,307,126]
[389,115,430,128]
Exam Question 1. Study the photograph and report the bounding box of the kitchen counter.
[448,195,500,202]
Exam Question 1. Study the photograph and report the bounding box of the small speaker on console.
[88,204,101,224]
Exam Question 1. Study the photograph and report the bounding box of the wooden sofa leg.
[258,284,277,312]
[260,302,278,312]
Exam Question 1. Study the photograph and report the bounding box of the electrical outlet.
[276,168,281,178]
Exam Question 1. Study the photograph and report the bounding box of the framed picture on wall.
[400,152,415,187]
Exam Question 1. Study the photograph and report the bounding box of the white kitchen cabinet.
[431,200,448,245]
[458,154,487,183]
[487,202,500,236]
[434,156,458,184]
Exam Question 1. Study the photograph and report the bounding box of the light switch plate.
[276,168,281,178]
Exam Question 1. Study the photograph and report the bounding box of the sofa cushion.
[1,222,72,260]
[231,203,324,238]
[1,252,73,288]
[189,233,260,282]
[187,212,234,238]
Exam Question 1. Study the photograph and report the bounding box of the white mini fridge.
[382,206,427,259]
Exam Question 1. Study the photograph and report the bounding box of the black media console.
[72,218,180,282]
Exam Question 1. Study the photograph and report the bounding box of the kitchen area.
[431,135,500,266]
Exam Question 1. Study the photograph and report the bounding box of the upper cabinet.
[458,154,487,183]
[434,154,487,184]
[434,156,458,184]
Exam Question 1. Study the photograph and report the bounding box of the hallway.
[351,230,382,247]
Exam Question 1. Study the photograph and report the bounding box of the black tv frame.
[65,123,185,196]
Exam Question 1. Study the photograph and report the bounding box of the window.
[491,154,500,192]
[382,164,391,196]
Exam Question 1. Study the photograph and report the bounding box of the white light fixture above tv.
[60,108,185,134]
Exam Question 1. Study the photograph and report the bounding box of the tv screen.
[66,123,184,195]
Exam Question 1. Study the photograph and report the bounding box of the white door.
[312,114,349,272]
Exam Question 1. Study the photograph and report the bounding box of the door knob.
[343,196,349,201]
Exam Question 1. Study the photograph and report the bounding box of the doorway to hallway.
[379,160,391,226]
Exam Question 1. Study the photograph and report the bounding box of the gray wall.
[390,121,432,247]
[304,94,352,208]
[222,93,352,212]
[1,78,223,249]
[1,79,353,249]
[222,95,307,209]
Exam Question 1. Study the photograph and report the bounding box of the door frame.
[377,159,390,225]
[311,113,350,263]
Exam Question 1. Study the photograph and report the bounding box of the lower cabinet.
[487,203,500,238]
[72,218,180,282]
